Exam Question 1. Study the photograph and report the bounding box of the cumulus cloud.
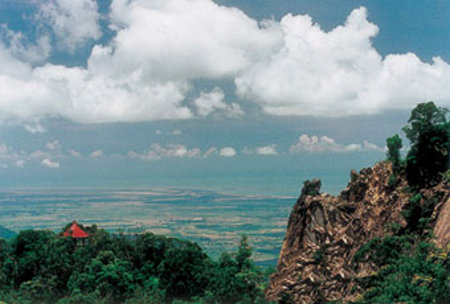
[243,145,278,155]
[204,147,218,158]
[220,147,237,157]
[195,87,227,116]
[46,140,61,150]
[24,123,46,134]
[129,144,239,160]
[0,143,27,168]
[236,7,450,116]
[1,2,450,125]
[37,0,101,52]
[0,143,24,162]
[0,25,51,64]
[128,144,202,161]
[255,145,278,155]
[90,150,104,158]
[16,159,25,167]
[0,0,276,124]
[68,149,81,157]
[0,141,79,167]
[41,158,60,168]
[108,0,278,80]
[30,150,52,159]
[194,87,244,117]
[289,134,382,153]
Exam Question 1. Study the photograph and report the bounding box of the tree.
[402,101,449,187]
[386,134,402,172]
[356,239,449,304]
[236,235,252,271]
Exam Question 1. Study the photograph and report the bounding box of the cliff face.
[266,162,450,303]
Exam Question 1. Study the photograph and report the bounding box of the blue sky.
[0,0,449,196]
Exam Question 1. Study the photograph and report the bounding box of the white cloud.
[24,123,46,134]
[195,87,227,116]
[0,0,275,124]
[37,0,101,52]
[289,134,382,153]
[0,143,23,161]
[0,143,28,168]
[236,7,450,116]
[153,129,182,135]
[362,140,384,152]
[0,3,450,125]
[46,140,61,150]
[220,147,237,157]
[243,145,278,155]
[108,0,279,80]
[226,103,245,118]
[41,158,60,168]
[0,25,51,64]
[204,147,218,158]
[194,87,244,117]
[128,144,202,161]
[68,149,81,157]
[255,145,278,155]
[90,150,103,158]
[30,150,52,159]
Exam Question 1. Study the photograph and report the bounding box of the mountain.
[266,162,449,303]
[0,225,16,240]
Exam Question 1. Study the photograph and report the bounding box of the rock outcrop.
[266,162,450,303]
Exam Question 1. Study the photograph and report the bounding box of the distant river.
[0,188,295,266]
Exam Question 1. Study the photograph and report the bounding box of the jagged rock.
[266,162,450,303]
[429,182,450,248]
[301,179,322,197]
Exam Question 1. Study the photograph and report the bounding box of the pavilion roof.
[63,221,89,238]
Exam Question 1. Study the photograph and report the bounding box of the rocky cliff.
[266,162,449,303]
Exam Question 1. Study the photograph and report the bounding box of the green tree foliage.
[402,101,449,187]
[400,193,439,235]
[236,235,252,271]
[386,134,403,173]
[355,237,449,304]
[0,227,270,303]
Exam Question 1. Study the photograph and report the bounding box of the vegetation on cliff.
[354,102,449,304]
[267,101,449,304]
[336,102,450,304]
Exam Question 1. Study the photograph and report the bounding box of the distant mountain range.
[0,225,16,240]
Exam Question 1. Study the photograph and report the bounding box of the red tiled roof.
[63,221,89,238]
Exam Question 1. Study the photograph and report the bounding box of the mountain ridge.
[266,161,449,303]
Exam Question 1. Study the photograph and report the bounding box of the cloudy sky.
[0,0,449,195]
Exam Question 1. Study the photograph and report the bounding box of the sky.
[0,0,449,196]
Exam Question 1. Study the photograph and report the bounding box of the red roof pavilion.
[63,221,89,238]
